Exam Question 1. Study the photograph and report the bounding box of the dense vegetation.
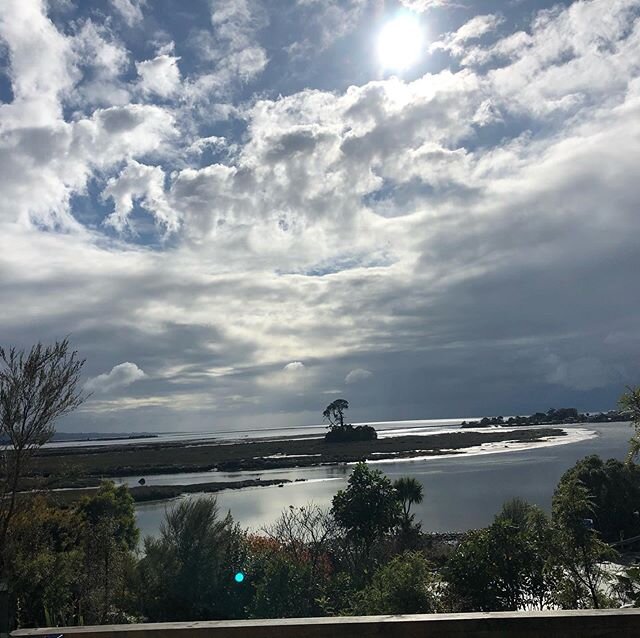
[2,454,640,627]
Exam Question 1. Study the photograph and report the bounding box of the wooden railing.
[10,609,640,638]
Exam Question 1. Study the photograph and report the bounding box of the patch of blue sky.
[279,253,395,278]
[68,177,113,230]
[0,45,12,104]
[363,178,436,216]
[101,198,180,249]
[70,176,179,249]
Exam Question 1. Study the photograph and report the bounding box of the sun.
[377,15,424,71]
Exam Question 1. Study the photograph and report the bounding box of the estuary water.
[132,421,633,538]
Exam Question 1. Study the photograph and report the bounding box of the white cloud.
[345,369,373,384]
[70,20,131,108]
[136,53,181,98]
[399,0,451,12]
[431,14,504,58]
[110,0,146,27]
[284,361,305,372]
[0,102,176,229]
[182,0,268,105]
[287,0,368,57]
[258,361,312,389]
[0,0,77,126]
[102,160,178,235]
[85,362,146,394]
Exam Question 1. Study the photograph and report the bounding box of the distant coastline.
[461,407,628,428]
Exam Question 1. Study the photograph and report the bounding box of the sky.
[1,0,640,433]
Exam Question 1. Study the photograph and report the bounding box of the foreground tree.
[263,504,336,581]
[620,386,640,462]
[77,482,139,623]
[353,551,439,615]
[331,462,401,579]
[138,497,245,621]
[249,550,316,618]
[556,455,640,542]
[257,504,336,616]
[5,497,84,627]
[6,485,140,628]
[445,499,559,611]
[0,339,85,559]
[551,476,615,609]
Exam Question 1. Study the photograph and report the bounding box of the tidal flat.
[26,427,565,502]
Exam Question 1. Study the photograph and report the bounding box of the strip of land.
[45,478,296,506]
[24,427,567,503]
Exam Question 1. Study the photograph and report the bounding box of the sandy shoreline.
[365,426,598,464]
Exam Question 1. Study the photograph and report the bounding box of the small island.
[322,398,377,442]
[461,406,630,428]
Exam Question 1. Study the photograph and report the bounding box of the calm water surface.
[134,422,633,538]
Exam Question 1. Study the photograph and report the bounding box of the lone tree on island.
[322,398,349,430]
[0,339,86,556]
[322,398,377,443]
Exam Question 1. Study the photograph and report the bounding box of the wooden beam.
[11,609,640,638]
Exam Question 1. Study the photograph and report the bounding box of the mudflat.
[29,427,565,485]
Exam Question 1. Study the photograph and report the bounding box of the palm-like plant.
[393,477,424,526]
[620,386,640,463]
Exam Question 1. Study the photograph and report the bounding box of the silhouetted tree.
[394,477,424,528]
[322,399,349,430]
[331,462,401,579]
[0,339,85,561]
[138,497,244,621]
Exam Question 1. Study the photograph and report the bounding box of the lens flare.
[234,572,245,583]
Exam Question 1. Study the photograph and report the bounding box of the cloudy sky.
[1,0,639,433]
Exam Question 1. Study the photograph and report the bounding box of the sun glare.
[377,14,424,71]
